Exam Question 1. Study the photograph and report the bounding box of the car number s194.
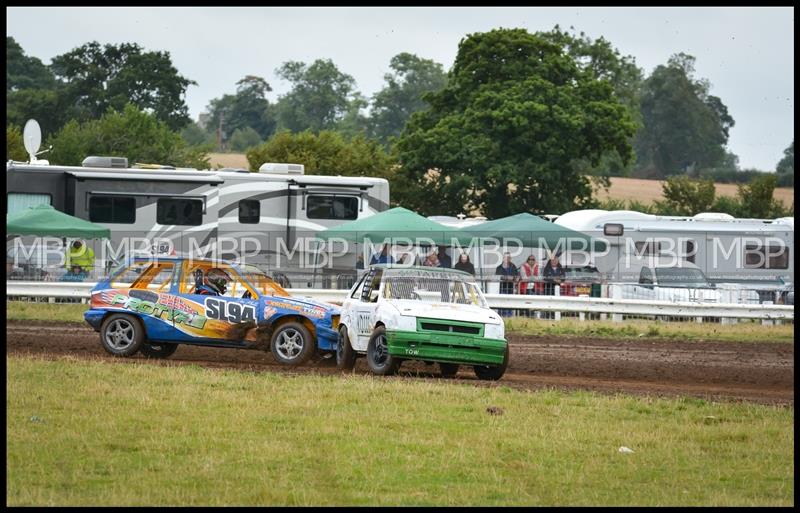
[205,298,256,323]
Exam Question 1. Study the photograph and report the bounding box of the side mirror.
[369,289,380,302]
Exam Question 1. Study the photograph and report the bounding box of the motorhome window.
[307,195,358,220]
[684,240,696,264]
[89,196,136,224]
[634,241,661,256]
[744,243,790,270]
[239,200,260,224]
[639,267,653,285]
[157,199,202,226]
[7,193,51,214]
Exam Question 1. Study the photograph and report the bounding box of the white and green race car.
[336,265,509,380]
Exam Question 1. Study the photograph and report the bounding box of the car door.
[175,262,259,344]
[352,268,383,352]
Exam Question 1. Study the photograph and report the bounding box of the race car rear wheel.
[270,321,315,366]
[99,313,146,357]
[473,346,509,381]
[139,342,179,359]
[366,326,399,376]
[439,362,460,378]
[336,325,356,371]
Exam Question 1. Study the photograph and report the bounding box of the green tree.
[367,52,447,146]
[735,174,784,218]
[776,141,793,187]
[6,36,57,91]
[180,122,215,147]
[635,53,734,178]
[6,88,67,136]
[6,125,27,161]
[246,130,395,180]
[206,75,277,147]
[7,36,66,134]
[395,28,636,217]
[228,127,262,152]
[49,42,195,130]
[46,104,209,169]
[274,59,358,133]
[537,26,644,178]
[660,175,716,215]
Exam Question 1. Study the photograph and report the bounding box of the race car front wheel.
[270,321,315,366]
[473,346,509,381]
[366,326,400,376]
[336,325,356,371]
[100,313,146,357]
[139,342,179,359]
[439,362,460,378]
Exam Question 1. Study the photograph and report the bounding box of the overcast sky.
[6,6,794,170]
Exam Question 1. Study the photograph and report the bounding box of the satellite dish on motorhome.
[23,119,42,161]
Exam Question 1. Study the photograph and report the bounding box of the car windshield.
[238,264,290,297]
[383,276,488,307]
[655,267,712,287]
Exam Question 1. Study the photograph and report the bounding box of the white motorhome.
[555,210,794,302]
[6,157,390,287]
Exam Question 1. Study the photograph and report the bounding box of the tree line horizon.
[6,27,794,219]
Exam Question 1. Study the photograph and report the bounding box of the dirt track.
[6,321,794,405]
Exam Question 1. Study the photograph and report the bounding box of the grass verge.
[505,317,795,342]
[7,300,794,342]
[7,354,794,506]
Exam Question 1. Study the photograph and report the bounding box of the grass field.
[7,301,794,342]
[207,153,795,205]
[6,355,793,506]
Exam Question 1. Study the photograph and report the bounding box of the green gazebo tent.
[316,207,471,246]
[465,212,606,252]
[7,204,110,238]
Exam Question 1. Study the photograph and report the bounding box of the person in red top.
[519,255,540,295]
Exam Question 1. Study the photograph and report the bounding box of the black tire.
[366,325,400,376]
[439,362,460,378]
[99,313,146,357]
[139,342,179,359]
[270,321,315,366]
[336,325,357,371]
[473,346,510,381]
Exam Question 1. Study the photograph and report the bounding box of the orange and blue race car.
[84,256,340,365]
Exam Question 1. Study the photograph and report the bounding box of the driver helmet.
[206,268,231,295]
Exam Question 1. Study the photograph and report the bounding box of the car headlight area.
[484,321,505,340]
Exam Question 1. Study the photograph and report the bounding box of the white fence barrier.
[6,280,794,322]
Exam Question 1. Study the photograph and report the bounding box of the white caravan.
[555,209,794,303]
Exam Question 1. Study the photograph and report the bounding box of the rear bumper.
[386,329,507,366]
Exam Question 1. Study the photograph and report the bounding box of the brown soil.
[6,321,794,406]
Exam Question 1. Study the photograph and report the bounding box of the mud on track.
[6,321,794,405]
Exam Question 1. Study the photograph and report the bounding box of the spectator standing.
[65,240,95,277]
[519,255,540,295]
[454,253,475,275]
[422,251,440,267]
[495,252,518,316]
[542,252,565,295]
[437,246,452,268]
[370,244,395,265]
